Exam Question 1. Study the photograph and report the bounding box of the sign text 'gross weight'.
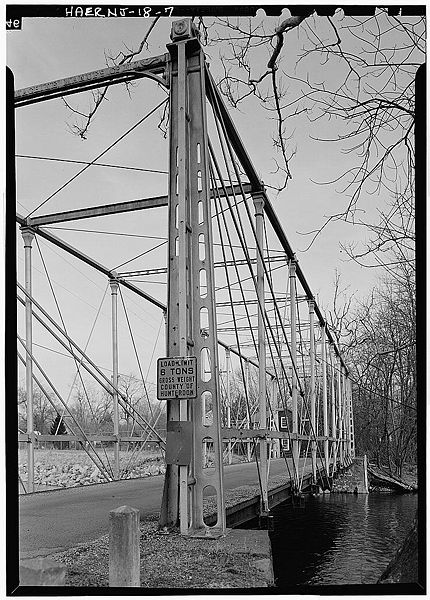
[157,356,197,400]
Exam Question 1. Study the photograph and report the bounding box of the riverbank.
[18,448,166,491]
[331,460,417,494]
[48,515,273,588]
[378,514,419,585]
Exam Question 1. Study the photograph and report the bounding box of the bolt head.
[171,19,191,41]
[174,20,187,35]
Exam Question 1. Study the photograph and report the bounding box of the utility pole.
[159,19,225,536]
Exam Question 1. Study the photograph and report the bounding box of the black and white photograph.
[6,2,425,594]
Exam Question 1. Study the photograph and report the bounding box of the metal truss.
[14,18,355,527]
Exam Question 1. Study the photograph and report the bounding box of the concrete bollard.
[20,557,66,586]
[109,505,140,587]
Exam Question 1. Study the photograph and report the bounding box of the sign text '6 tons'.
[157,356,197,400]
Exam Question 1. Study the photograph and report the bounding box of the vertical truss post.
[321,323,330,474]
[253,192,269,513]
[289,259,299,490]
[245,359,252,462]
[341,367,347,464]
[110,278,120,479]
[347,378,355,458]
[340,367,346,464]
[271,376,280,458]
[225,347,232,465]
[22,227,35,493]
[343,372,349,461]
[308,300,316,482]
[321,325,329,477]
[336,354,342,469]
[329,344,337,475]
[160,19,225,536]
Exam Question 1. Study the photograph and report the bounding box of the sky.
[6,4,419,402]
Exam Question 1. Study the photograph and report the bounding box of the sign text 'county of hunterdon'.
[157,356,197,400]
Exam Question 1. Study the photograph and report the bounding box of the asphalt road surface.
[19,458,300,558]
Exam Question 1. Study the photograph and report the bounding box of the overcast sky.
[8,5,413,401]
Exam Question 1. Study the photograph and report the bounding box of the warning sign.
[157,356,197,400]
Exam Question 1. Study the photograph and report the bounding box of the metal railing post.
[22,227,35,493]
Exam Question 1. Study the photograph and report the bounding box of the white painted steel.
[22,228,35,493]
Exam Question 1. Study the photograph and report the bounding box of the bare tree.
[338,274,416,475]
[63,10,423,255]
[18,383,56,435]
[63,16,163,139]
[198,9,423,255]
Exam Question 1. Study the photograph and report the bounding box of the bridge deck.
[18,458,325,559]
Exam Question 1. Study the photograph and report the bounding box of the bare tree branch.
[64,16,161,139]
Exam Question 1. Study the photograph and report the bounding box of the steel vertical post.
[160,20,225,535]
[110,278,120,479]
[337,355,342,468]
[271,376,280,458]
[321,325,329,477]
[340,368,346,463]
[225,347,232,465]
[22,227,35,493]
[289,260,299,489]
[344,374,350,461]
[348,378,355,458]
[343,368,347,464]
[253,192,268,513]
[329,344,337,475]
[245,359,252,461]
[176,37,189,536]
[309,300,316,482]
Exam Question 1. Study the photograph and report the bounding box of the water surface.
[269,493,418,587]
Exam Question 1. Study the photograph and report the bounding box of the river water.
[268,492,418,587]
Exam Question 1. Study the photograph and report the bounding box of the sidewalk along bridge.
[13,19,355,537]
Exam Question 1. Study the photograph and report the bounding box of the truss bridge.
[13,19,355,539]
